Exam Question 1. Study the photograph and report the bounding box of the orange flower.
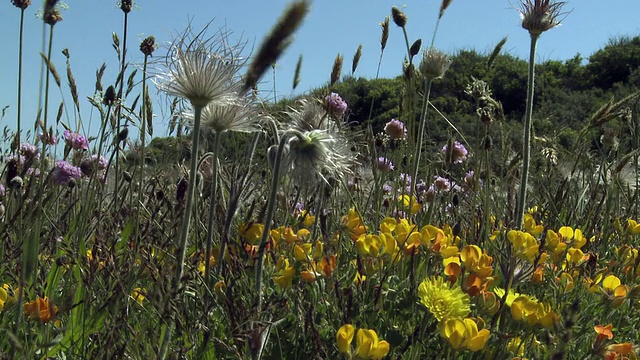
[594,324,614,350]
[604,342,635,360]
[24,296,58,323]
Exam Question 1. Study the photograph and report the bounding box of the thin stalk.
[515,34,539,229]
[43,25,55,130]
[16,8,25,143]
[254,140,283,309]
[159,105,203,360]
[255,130,301,312]
[204,130,222,285]
[114,11,129,209]
[411,79,433,196]
[137,54,149,239]
[176,105,202,285]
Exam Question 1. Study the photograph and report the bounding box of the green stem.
[411,79,433,197]
[43,24,54,130]
[515,34,539,229]
[255,130,303,312]
[159,105,203,360]
[204,130,222,285]
[17,8,25,143]
[137,54,149,246]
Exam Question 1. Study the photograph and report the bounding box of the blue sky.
[1,1,640,139]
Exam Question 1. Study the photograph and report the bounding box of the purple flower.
[325,92,347,116]
[442,141,468,164]
[384,119,407,140]
[63,130,89,151]
[433,176,451,191]
[382,183,393,193]
[26,168,40,177]
[0,184,5,198]
[376,157,395,172]
[20,143,40,161]
[52,160,83,186]
[399,173,412,187]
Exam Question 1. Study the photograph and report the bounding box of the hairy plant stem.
[137,54,149,243]
[43,25,55,130]
[515,34,539,229]
[255,133,289,311]
[204,130,222,285]
[159,105,203,360]
[411,79,433,197]
[16,8,25,143]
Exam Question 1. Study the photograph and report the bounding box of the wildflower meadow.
[3,0,640,359]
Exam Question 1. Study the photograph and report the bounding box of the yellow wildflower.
[507,230,539,263]
[131,287,146,305]
[336,324,355,355]
[273,257,296,289]
[355,328,390,359]
[439,318,490,351]
[418,276,470,321]
[239,222,264,245]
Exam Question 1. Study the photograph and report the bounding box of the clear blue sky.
[1,1,640,140]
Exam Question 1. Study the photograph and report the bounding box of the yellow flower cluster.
[336,324,390,359]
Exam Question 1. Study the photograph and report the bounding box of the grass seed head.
[391,6,407,27]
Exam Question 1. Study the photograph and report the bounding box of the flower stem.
[411,79,433,196]
[254,133,289,312]
[16,8,25,144]
[515,34,539,229]
[43,24,54,130]
[204,130,222,285]
[159,105,202,359]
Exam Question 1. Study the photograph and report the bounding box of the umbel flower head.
[518,0,566,36]
[418,276,471,321]
[155,29,243,108]
[420,48,451,81]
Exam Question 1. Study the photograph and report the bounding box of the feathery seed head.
[284,130,353,184]
[287,99,329,131]
[183,94,261,133]
[518,0,566,36]
[156,31,242,108]
[419,48,451,81]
